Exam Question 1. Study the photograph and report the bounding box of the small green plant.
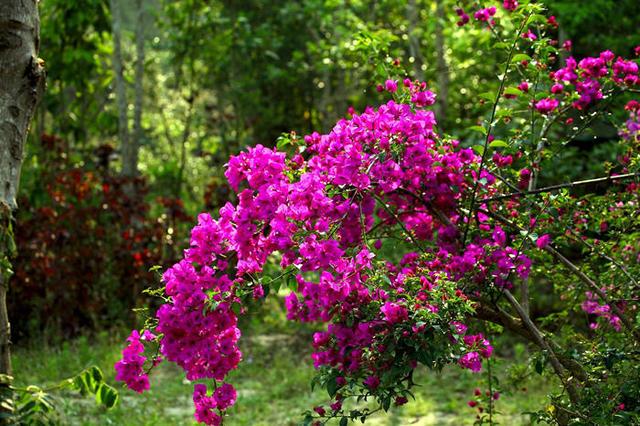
[1,366,117,425]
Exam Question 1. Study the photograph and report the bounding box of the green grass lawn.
[12,327,553,425]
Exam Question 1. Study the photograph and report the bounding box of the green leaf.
[231,302,242,315]
[489,139,508,148]
[302,414,314,426]
[18,399,35,412]
[340,417,349,426]
[528,14,548,24]
[503,87,521,96]
[90,366,104,384]
[382,397,391,411]
[73,375,90,395]
[72,366,104,395]
[326,377,339,398]
[472,145,485,156]
[469,125,488,135]
[496,108,513,120]
[478,92,494,102]
[95,383,119,409]
[512,53,531,63]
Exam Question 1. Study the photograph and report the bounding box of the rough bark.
[0,0,46,378]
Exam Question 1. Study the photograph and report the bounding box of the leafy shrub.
[9,135,190,339]
[116,2,640,425]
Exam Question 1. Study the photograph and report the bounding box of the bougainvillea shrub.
[116,2,640,425]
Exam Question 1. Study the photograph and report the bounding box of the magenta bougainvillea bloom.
[536,234,551,249]
[114,330,150,393]
[503,0,518,12]
[458,352,482,372]
[473,6,496,22]
[380,301,409,324]
[114,87,529,423]
[193,384,222,426]
[364,375,381,389]
[550,83,564,94]
[517,81,529,92]
[522,29,537,41]
[455,7,470,26]
[534,98,559,114]
[113,7,640,422]
[213,383,237,410]
[385,79,398,93]
[582,291,622,332]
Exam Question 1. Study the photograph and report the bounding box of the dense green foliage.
[7,0,640,425]
[17,0,638,339]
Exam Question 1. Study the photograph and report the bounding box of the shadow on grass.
[12,330,551,425]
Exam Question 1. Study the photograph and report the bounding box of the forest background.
[6,0,640,425]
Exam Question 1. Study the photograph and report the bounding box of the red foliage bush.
[9,135,190,339]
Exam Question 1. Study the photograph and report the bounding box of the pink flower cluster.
[582,291,622,332]
[192,383,237,426]
[620,100,640,140]
[548,51,639,111]
[116,80,534,423]
[458,333,493,372]
[534,98,559,115]
[522,29,537,41]
[503,0,518,11]
[474,7,497,23]
[157,259,242,382]
[114,330,154,393]
[455,8,470,27]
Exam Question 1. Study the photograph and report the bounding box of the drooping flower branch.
[114,2,640,424]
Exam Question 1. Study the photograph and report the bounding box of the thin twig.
[544,245,640,343]
[462,13,532,245]
[481,172,640,203]
[566,227,639,288]
[372,193,427,253]
[481,207,640,343]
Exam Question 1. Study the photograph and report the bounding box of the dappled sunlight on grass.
[12,330,550,425]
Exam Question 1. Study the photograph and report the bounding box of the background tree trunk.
[110,0,132,177]
[406,0,425,81]
[0,0,46,377]
[132,0,145,175]
[434,0,449,127]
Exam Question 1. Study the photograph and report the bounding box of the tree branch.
[502,290,580,403]
[482,172,640,203]
[544,245,640,343]
[479,207,640,344]
[475,301,588,382]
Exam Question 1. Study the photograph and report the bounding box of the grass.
[12,325,553,426]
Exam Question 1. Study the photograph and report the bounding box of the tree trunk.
[0,0,46,378]
[110,0,132,177]
[132,0,145,174]
[406,0,424,81]
[434,0,449,127]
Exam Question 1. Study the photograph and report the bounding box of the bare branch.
[482,172,640,203]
